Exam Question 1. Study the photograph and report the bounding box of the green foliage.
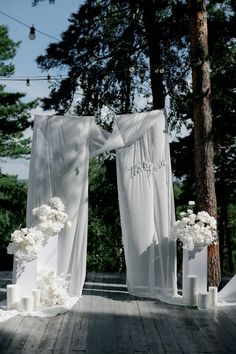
[0,174,27,249]
[0,26,37,269]
[0,26,20,77]
[36,0,191,115]
[0,25,37,159]
[87,157,125,272]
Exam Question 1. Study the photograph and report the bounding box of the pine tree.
[0,26,36,159]
[0,26,36,269]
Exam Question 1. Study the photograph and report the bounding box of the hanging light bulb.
[129,66,135,73]
[26,78,30,86]
[29,25,36,40]
[47,74,52,84]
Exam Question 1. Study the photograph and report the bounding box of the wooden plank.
[39,314,64,351]
[185,307,212,352]
[101,294,117,353]
[0,315,24,350]
[127,297,149,352]
[1,350,23,354]
[6,316,36,351]
[147,300,181,353]
[216,307,236,339]
[137,299,165,353]
[21,317,49,351]
[207,308,236,353]
[192,309,228,354]
[114,292,133,353]
[86,294,103,354]
[54,302,79,353]
[221,306,236,326]
[167,305,200,354]
[70,294,92,351]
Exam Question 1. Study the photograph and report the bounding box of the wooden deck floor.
[0,271,236,353]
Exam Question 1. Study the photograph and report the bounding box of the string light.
[0,10,60,41]
[0,75,67,82]
[28,25,36,40]
[0,59,226,88]
[26,78,30,86]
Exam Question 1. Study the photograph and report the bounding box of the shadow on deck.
[0,271,236,353]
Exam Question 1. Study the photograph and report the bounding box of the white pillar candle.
[21,295,34,313]
[209,286,218,307]
[32,289,41,310]
[198,292,210,310]
[7,284,19,310]
[187,275,198,307]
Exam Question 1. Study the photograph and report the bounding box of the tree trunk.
[142,0,165,109]
[188,0,221,286]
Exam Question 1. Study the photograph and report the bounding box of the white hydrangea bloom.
[7,197,70,264]
[37,269,69,307]
[172,203,217,251]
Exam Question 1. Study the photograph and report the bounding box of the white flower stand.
[12,258,37,302]
[182,246,208,303]
[12,235,58,305]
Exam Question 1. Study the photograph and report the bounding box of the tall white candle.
[187,275,198,307]
[198,292,210,310]
[32,289,41,310]
[209,286,218,307]
[21,296,34,313]
[7,284,19,310]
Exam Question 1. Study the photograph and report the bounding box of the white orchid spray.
[172,201,217,251]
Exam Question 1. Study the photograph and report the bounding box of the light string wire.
[0,9,60,41]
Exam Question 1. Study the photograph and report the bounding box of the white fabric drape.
[114,110,177,301]
[27,115,109,297]
[26,110,177,302]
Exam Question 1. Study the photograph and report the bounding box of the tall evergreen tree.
[0,25,36,269]
[0,26,36,159]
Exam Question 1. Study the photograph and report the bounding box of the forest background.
[0,0,235,279]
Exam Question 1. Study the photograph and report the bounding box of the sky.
[0,0,84,179]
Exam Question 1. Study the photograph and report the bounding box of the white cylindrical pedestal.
[32,289,41,310]
[183,247,208,302]
[7,284,19,310]
[198,292,210,310]
[21,296,34,313]
[209,286,218,307]
[188,275,198,307]
[13,258,37,300]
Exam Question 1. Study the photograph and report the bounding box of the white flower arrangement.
[7,227,44,263]
[36,269,70,307]
[172,201,217,252]
[7,197,70,264]
[32,197,71,242]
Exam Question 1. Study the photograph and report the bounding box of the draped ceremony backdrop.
[25,110,177,303]
[17,109,236,307]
